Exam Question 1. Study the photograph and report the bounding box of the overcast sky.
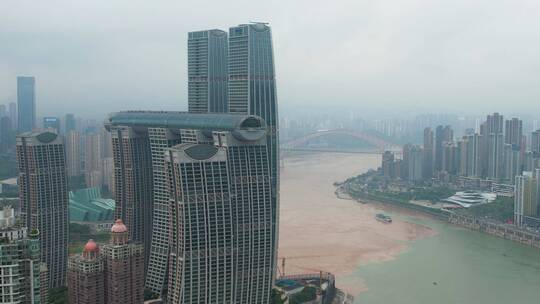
[1,0,540,119]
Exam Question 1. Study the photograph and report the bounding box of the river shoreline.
[341,186,540,250]
[278,152,437,295]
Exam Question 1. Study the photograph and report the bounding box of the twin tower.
[105,23,279,303]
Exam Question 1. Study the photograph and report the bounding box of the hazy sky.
[1,0,540,119]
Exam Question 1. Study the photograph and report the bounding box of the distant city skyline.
[2,0,540,118]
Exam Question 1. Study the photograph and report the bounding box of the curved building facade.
[106,111,276,302]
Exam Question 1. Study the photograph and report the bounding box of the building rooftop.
[111,219,127,233]
[105,111,268,142]
[84,239,99,252]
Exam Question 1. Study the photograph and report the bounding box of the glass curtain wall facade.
[228,23,279,285]
[188,30,228,113]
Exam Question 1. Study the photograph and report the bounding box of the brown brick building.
[68,240,105,304]
[68,220,144,304]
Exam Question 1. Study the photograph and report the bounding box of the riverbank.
[278,152,435,294]
[279,152,540,303]
[343,185,540,250]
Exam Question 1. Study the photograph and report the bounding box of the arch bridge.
[282,129,401,153]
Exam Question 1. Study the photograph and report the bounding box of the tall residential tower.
[16,130,69,288]
[106,112,277,303]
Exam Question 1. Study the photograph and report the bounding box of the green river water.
[348,214,540,304]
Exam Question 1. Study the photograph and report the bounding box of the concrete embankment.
[344,187,540,250]
[448,213,540,249]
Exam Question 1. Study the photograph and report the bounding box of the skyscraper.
[187,29,228,113]
[504,144,522,182]
[102,219,144,304]
[68,240,105,304]
[486,112,504,134]
[68,221,144,304]
[16,130,69,288]
[531,130,540,156]
[382,151,395,178]
[422,127,434,178]
[0,208,47,304]
[65,113,76,134]
[404,145,423,181]
[109,125,153,269]
[228,23,279,280]
[66,131,82,177]
[434,125,453,172]
[0,116,14,153]
[166,127,272,303]
[462,134,481,177]
[484,113,504,179]
[85,133,102,187]
[17,77,36,133]
[487,132,504,179]
[505,118,523,148]
[9,102,17,129]
[441,141,457,174]
[106,111,277,301]
[514,171,538,227]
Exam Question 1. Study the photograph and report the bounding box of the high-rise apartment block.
[514,171,540,227]
[382,151,395,178]
[0,116,14,153]
[68,240,105,304]
[106,111,276,302]
[102,219,144,304]
[85,133,102,187]
[0,207,47,304]
[16,131,69,288]
[531,130,540,156]
[435,125,453,171]
[66,131,82,177]
[68,220,144,304]
[505,118,523,148]
[459,134,481,177]
[422,127,434,178]
[17,77,36,133]
[9,102,17,130]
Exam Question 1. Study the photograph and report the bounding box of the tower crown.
[82,239,99,260]
[111,219,127,233]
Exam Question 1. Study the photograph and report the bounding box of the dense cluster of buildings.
[107,23,279,302]
[1,22,279,303]
[381,112,540,228]
[0,77,115,193]
[0,206,48,303]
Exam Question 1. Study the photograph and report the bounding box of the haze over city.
[2,0,540,118]
[3,1,540,304]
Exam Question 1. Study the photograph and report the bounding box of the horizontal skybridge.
[106,110,267,131]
